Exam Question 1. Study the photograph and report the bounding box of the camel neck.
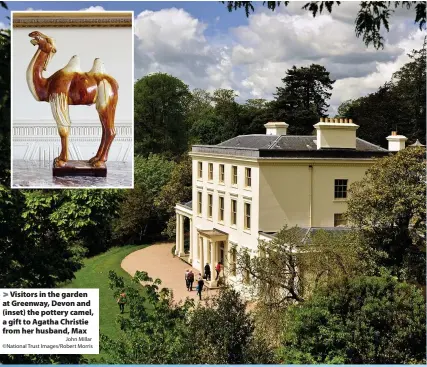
[26,48,49,101]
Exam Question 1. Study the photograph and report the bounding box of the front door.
[219,241,225,265]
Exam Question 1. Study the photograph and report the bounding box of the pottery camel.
[26,31,119,168]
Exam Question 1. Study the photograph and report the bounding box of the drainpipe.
[309,165,313,227]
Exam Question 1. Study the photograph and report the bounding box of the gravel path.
[121,242,217,303]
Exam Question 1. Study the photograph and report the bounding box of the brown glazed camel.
[26,31,119,168]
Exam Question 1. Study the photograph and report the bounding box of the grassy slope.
[62,245,147,361]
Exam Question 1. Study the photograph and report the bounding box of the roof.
[182,200,192,209]
[259,226,352,243]
[192,134,389,159]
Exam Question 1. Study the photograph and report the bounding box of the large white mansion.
[175,118,411,288]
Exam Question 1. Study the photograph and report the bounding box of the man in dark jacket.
[204,263,211,281]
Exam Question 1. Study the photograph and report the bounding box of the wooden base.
[52,160,107,177]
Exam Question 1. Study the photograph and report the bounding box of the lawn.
[62,244,147,361]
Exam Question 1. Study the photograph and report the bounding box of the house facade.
[175,118,406,289]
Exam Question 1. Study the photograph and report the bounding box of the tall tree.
[134,73,191,158]
[346,147,426,284]
[273,64,334,134]
[223,1,426,49]
[279,275,426,364]
[338,41,426,146]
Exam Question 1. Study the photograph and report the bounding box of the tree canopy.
[347,146,426,284]
[223,1,426,49]
[279,275,426,364]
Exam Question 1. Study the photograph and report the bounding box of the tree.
[237,226,375,343]
[48,189,122,255]
[337,42,426,146]
[113,154,175,242]
[223,1,426,49]
[273,64,334,134]
[155,154,192,238]
[134,73,191,158]
[0,187,86,288]
[100,270,195,364]
[188,288,276,364]
[278,275,426,364]
[347,147,426,284]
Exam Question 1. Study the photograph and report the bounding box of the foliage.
[101,272,274,364]
[100,270,195,364]
[237,226,376,343]
[48,189,122,255]
[113,154,175,242]
[223,1,426,49]
[346,147,426,284]
[134,73,191,158]
[272,64,335,134]
[155,154,192,238]
[0,186,86,288]
[278,275,426,364]
[62,245,147,362]
[338,41,426,146]
[188,288,276,364]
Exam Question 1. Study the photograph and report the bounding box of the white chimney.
[313,117,359,150]
[264,121,288,136]
[386,131,407,151]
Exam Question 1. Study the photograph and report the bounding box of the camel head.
[28,31,57,71]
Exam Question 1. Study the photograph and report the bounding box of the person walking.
[187,270,194,291]
[117,291,127,314]
[196,274,204,301]
[204,263,211,281]
[185,269,190,290]
[215,262,222,280]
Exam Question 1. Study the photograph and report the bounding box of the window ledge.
[243,229,251,234]
[333,199,348,202]
[230,224,237,230]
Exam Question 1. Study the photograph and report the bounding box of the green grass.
[62,244,147,361]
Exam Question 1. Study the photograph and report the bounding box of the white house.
[175,118,407,288]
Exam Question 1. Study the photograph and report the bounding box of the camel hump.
[62,55,81,73]
[89,58,107,74]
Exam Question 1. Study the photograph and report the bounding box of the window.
[245,167,251,187]
[197,192,202,215]
[244,202,251,230]
[207,194,213,218]
[198,162,203,179]
[208,163,213,181]
[334,179,348,199]
[232,165,238,185]
[231,199,237,226]
[219,164,225,183]
[334,213,347,227]
[218,196,224,222]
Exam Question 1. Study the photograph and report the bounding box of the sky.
[2,1,426,114]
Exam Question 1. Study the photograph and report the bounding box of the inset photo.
[11,11,134,188]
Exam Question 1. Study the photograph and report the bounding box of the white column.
[188,218,193,263]
[175,213,180,255]
[200,236,204,276]
[210,241,216,285]
[179,214,185,256]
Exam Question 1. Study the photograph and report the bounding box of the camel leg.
[88,122,106,163]
[50,93,71,168]
[92,79,117,167]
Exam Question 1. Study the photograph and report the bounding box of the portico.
[175,201,193,260]
[197,229,228,287]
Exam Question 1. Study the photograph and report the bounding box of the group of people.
[203,261,222,281]
[185,261,223,301]
[185,269,204,300]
